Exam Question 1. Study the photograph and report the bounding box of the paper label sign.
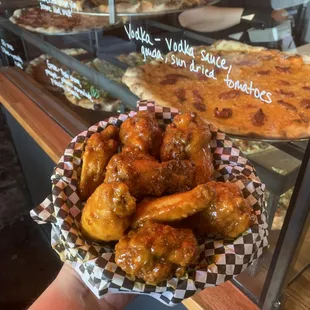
[1,39,23,70]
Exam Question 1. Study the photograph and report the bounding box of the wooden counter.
[0,71,259,310]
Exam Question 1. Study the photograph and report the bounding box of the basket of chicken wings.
[30,100,268,306]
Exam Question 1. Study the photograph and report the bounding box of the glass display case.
[0,1,310,309]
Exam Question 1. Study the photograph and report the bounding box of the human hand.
[29,263,136,310]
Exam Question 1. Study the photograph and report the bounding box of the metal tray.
[72,0,219,17]
[228,133,309,143]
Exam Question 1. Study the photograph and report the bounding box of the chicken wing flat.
[81,182,136,242]
[79,125,119,201]
[186,181,256,238]
[132,183,216,228]
[115,222,199,284]
[160,112,214,185]
[104,151,195,199]
[120,111,163,158]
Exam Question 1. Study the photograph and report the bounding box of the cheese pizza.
[123,40,310,139]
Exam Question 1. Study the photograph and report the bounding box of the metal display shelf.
[0,17,139,110]
[1,9,310,310]
[73,8,188,17]
[228,134,309,143]
[71,0,220,19]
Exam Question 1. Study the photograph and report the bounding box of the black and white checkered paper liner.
[30,100,268,306]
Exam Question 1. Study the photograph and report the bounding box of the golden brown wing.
[186,181,256,238]
[160,112,214,185]
[132,183,216,228]
[115,222,198,284]
[81,182,136,242]
[79,125,119,201]
[120,111,163,158]
[104,151,195,199]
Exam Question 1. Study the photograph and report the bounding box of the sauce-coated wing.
[187,181,256,238]
[79,125,119,201]
[132,183,216,228]
[115,222,199,284]
[160,112,214,185]
[81,182,136,242]
[120,111,163,158]
[104,151,195,199]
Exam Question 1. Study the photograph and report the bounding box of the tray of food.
[9,8,122,35]
[25,50,153,112]
[123,40,310,140]
[30,100,268,306]
[62,0,219,16]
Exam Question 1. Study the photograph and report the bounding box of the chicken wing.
[104,151,195,199]
[160,112,214,185]
[133,181,255,238]
[120,111,163,158]
[132,183,216,228]
[81,182,136,242]
[115,222,199,284]
[186,181,256,238]
[79,125,119,201]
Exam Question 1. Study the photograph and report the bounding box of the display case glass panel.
[1,1,310,308]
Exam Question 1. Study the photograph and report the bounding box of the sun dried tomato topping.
[218,90,240,100]
[192,90,206,112]
[275,66,291,73]
[277,100,297,111]
[160,74,189,85]
[175,88,186,102]
[236,59,258,66]
[165,74,189,80]
[278,80,291,86]
[255,70,271,76]
[214,107,233,118]
[300,99,310,109]
[278,89,295,98]
[160,79,177,85]
[251,109,266,126]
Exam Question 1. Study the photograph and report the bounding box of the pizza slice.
[116,52,153,67]
[64,59,124,111]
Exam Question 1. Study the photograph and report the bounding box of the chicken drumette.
[115,222,199,284]
[104,150,196,199]
[132,181,255,239]
[187,181,256,238]
[120,111,163,158]
[81,182,136,242]
[132,183,216,228]
[79,125,119,201]
[160,112,214,185]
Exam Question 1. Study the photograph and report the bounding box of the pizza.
[9,8,120,35]
[57,0,204,13]
[25,48,87,93]
[116,52,153,67]
[64,59,124,111]
[26,53,123,111]
[123,40,310,139]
